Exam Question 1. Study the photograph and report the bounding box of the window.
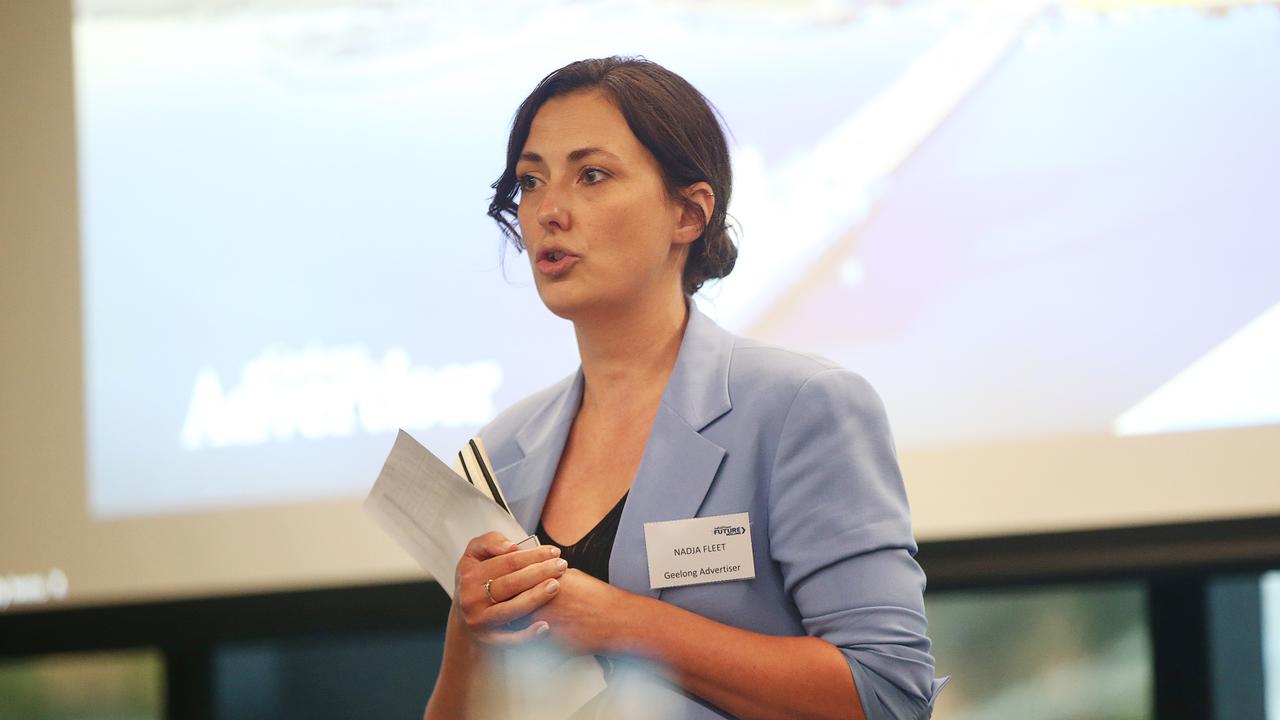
[927,583,1152,720]
[0,649,161,720]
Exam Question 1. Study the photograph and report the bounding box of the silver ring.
[483,578,497,604]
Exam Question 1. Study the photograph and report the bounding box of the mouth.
[535,247,580,278]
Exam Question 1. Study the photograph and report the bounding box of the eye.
[517,174,540,192]
[581,167,608,185]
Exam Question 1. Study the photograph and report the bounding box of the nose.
[535,188,570,233]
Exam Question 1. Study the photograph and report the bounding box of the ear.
[672,181,715,247]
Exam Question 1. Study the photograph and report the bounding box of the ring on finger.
[484,578,497,604]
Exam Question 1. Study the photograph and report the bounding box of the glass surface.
[213,629,444,720]
[1264,570,1280,720]
[0,650,161,720]
[927,582,1151,720]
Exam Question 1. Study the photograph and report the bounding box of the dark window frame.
[3,514,1279,719]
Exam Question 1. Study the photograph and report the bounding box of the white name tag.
[643,512,755,589]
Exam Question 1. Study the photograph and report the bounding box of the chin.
[535,282,590,321]
[536,280,626,323]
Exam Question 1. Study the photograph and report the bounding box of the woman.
[425,57,943,720]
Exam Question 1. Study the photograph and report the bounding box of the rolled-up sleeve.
[767,368,938,720]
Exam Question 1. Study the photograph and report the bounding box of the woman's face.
[515,90,693,320]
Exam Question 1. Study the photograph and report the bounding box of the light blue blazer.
[480,305,944,720]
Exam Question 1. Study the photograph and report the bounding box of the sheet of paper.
[364,429,530,597]
[365,429,608,710]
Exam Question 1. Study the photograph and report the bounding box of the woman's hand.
[530,568,632,655]
[454,532,568,645]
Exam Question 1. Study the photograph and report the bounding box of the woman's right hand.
[454,532,568,645]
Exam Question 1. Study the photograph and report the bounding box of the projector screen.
[2,0,1278,614]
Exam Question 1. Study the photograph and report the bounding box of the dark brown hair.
[488,56,737,296]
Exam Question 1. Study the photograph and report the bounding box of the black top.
[535,492,629,584]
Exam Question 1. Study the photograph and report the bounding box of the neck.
[572,290,689,417]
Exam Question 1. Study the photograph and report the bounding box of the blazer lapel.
[609,304,735,600]
[496,370,583,535]
[609,405,727,599]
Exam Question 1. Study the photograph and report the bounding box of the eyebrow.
[518,147,621,164]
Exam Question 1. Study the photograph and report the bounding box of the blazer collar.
[658,302,734,433]
[501,370,582,535]
[496,303,735,598]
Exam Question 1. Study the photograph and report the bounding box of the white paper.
[364,429,530,597]
[364,429,608,710]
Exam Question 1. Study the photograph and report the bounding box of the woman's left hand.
[530,568,635,655]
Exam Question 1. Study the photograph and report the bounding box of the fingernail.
[546,580,560,595]
[547,546,561,557]
[555,559,568,571]
[535,622,550,636]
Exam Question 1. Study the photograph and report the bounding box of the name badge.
[643,512,755,589]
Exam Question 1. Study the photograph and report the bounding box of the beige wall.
[903,424,1280,540]
[2,0,1279,613]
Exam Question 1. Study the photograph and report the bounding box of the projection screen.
[1,0,1277,614]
